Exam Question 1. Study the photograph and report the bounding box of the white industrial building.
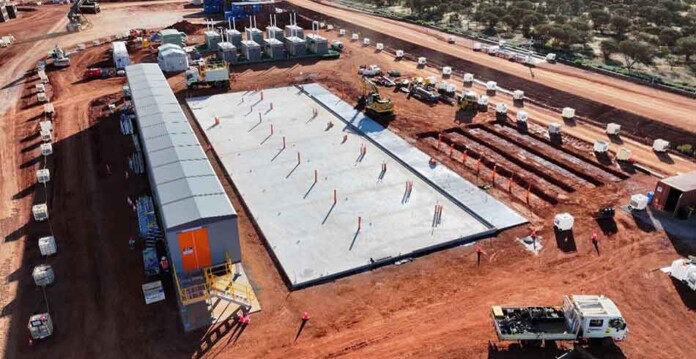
[157,44,189,73]
[125,64,247,331]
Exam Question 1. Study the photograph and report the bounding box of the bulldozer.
[359,77,394,119]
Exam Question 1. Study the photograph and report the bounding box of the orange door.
[178,227,211,271]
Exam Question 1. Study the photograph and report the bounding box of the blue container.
[647,191,654,204]
[204,0,223,13]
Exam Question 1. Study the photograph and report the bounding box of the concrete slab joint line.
[186,85,525,288]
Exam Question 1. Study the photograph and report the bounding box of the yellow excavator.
[458,90,478,113]
[359,77,394,118]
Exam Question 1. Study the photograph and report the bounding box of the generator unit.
[28,313,54,340]
[671,257,696,291]
[562,107,575,120]
[36,169,51,184]
[593,140,609,153]
[606,123,621,135]
[516,110,528,123]
[629,194,649,210]
[38,235,57,256]
[548,123,562,135]
[554,213,574,231]
[653,139,670,152]
[486,81,497,93]
[463,73,474,84]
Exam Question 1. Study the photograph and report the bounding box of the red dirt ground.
[1,5,695,359]
[289,0,696,147]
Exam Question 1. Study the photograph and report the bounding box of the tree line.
[355,0,696,70]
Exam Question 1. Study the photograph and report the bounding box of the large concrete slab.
[301,83,527,230]
[187,85,523,289]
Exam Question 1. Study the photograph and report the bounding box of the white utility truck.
[185,62,230,89]
[491,295,628,346]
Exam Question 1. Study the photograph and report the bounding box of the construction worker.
[302,311,310,322]
[128,236,135,250]
[475,243,483,267]
[160,256,170,273]
[591,232,600,256]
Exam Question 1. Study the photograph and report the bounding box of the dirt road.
[289,0,696,134]
[0,4,197,358]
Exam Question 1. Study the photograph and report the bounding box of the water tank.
[33,264,55,287]
[512,90,524,100]
[33,204,49,221]
[339,29,346,36]
[562,107,575,119]
[395,49,404,58]
[629,194,648,210]
[463,73,474,83]
[548,123,562,134]
[606,123,621,135]
[40,143,53,156]
[653,139,669,152]
[418,57,426,65]
[554,213,574,231]
[486,81,497,91]
[36,168,51,183]
[616,147,632,161]
[351,33,359,41]
[594,140,609,153]
[375,43,383,51]
[516,111,528,122]
[38,236,57,256]
[363,38,370,45]
[442,66,452,76]
[495,103,508,114]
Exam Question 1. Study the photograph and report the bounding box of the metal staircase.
[173,253,255,309]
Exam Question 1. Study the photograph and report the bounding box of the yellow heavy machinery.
[359,77,394,118]
[458,90,478,113]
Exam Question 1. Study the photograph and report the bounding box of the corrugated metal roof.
[126,63,235,231]
[661,171,696,193]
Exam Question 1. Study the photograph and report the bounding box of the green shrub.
[676,144,694,156]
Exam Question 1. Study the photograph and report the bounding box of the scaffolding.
[173,253,255,308]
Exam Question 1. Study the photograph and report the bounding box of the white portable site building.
[157,44,189,73]
[112,41,131,69]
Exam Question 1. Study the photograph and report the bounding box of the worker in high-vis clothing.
[160,256,170,273]
[591,232,600,256]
